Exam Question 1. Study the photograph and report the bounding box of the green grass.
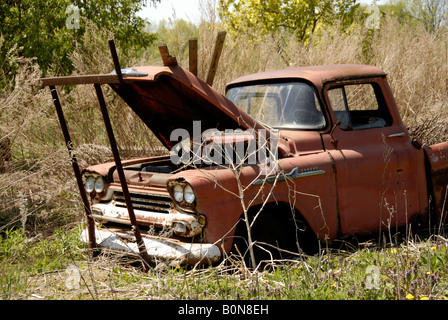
[0,13,447,301]
[1,225,447,300]
[0,226,85,299]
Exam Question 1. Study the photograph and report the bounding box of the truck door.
[322,79,427,236]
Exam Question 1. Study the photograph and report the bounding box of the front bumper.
[81,228,221,266]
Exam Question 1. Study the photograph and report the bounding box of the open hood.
[109,66,268,150]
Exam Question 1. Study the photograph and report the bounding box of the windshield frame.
[226,79,328,131]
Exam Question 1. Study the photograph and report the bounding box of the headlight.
[85,176,95,193]
[83,174,112,201]
[184,185,195,204]
[169,182,196,208]
[173,184,184,202]
[94,176,105,193]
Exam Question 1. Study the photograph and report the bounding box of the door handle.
[388,132,405,138]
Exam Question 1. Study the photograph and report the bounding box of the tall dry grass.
[0,9,447,235]
[369,17,448,145]
[198,14,448,146]
[0,22,164,235]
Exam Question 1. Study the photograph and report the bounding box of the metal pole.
[49,86,98,255]
[108,40,123,82]
[93,83,151,272]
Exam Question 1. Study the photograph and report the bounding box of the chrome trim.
[113,191,171,213]
[252,167,326,186]
[388,132,406,138]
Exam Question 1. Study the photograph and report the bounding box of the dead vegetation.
[2,12,447,237]
[0,3,448,300]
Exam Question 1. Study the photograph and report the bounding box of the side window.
[327,83,392,130]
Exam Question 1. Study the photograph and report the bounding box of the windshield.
[227,82,326,130]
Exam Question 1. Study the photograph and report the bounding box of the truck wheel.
[232,205,307,268]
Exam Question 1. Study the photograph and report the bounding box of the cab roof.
[226,64,387,91]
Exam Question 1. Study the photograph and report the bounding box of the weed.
[0,1,448,301]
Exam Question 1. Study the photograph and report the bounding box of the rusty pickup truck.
[42,47,448,268]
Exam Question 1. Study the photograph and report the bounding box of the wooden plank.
[158,44,178,67]
[40,74,120,87]
[206,31,226,86]
[189,38,198,76]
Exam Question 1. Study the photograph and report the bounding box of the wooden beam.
[206,31,226,86]
[40,39,123,87]
[158,44,178,67]
[189,38,198,76]
[40,74,120,87]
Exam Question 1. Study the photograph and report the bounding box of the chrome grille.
[113,191,172,213]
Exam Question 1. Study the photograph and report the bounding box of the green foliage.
[146,18,199,65]
[0,0,160,77]
[0,226,86,299]
[218,0,360,43]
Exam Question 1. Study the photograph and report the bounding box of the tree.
[411,0,448,32]
[383,0,448,32]
[218,0,359,43]
[0,0,160,77]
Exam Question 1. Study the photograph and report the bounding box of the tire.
[231,204,304,268]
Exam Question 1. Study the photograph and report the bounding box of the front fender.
[169,157,338,253]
